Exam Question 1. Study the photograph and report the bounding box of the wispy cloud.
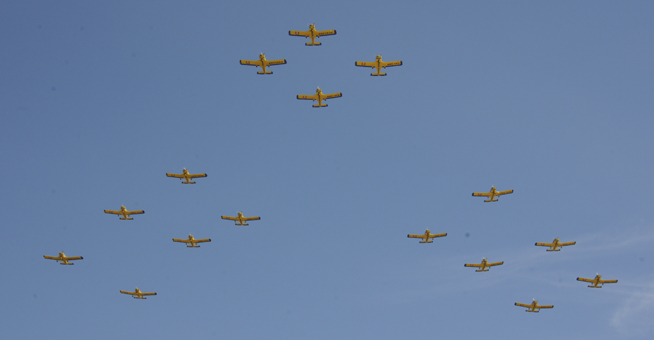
[574,226,654,253]
[610,282,654,337]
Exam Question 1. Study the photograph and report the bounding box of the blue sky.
[1,1,653,339]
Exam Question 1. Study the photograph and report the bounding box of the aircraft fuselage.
[235,212,248,225]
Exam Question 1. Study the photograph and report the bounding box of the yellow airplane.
[120,287,157,299]
[239,53,287,74]
[472,186,514,202]
[289,24,336,46]
[464,258,504,272]
[104,205,145,220]
[166,168,207,184]
[535,238,576,251]
[514,300,554,312]
[577,274,618,288]
[221,212,261,226]
[355,55,403,76]
[43,252,83,265]
[173,234,211,248]
[407,229,447,243]
[297,87,342,108]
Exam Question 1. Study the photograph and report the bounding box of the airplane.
[355,55,403,76]
[535,238,576,251]
[472,186,514,202]
[120,287,157,299]
[166,168,207,184]
[514,300,554,312]
[576,274,618,288]
[289,24,336,46]
[104,206,145,220]
[407,229,447,243]
[221,212,261,226]
[297,87,342,108]
[43,252,83,265]
[464,258,504,272]
[173,234,211,248]
[239,53,287,74]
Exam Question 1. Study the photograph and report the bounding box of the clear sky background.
[1,1,653,339]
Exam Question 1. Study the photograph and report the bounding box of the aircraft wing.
[600,279,618,284]
[104,210,121,215]
[407,234,426,239]
[172,238,191,244]
[43,255,60,260]
[323,92,342,99]
[195,238,211,243]
[266,59,287,66]
[472,192,491,197]
[316,29,336,36]
[464,263,482,268]
[498,189,514,196]
[355,61,375,67]
[535,242,554,247]
[488,261,504,267]
[126,210,145,215]
[576,277,594,283]
[297,94,318,100]
[243,216,261,221]
[166,173,184,178]
[514,302,531,308]
[240,59,262,67]
[64,256,83,261]
[188,173,207,179]
[120,290,136,295]
[289,30,309,37]
[560,241,576,246]
[537,304,553,309]
[221,216,238,221]
[381,60,403,67]
[140,292,157,296]
[428,233,447,239]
